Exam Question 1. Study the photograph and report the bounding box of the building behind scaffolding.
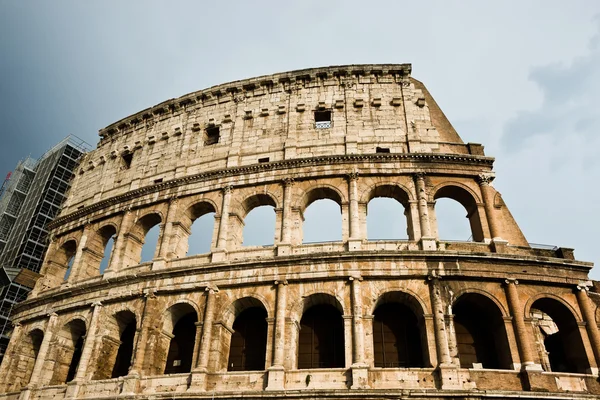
[0,136,89,362]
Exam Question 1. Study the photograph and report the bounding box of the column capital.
[274,280,288,286]
[414,172,426,180]
[477,172,495,186]
[168,195,179,204]
[222,185,234,194]
[348,274,363,282]
[347,171,360,181]
[205,285,219,293]
[504,278,519,285]
[143,288,157,299]
[577,285,591,292]
[91,301,103,308]
[283,177,295,187]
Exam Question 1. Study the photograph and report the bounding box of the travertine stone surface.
[0,64,597,400]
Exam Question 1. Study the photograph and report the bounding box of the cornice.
[49,152,494,229]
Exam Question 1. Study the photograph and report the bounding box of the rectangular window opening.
[314,110,332,129]
[204,126,220,146]
[258,157,270,163]
[376,147,390,153]
[154,178,163,184]
[122,153,133,169]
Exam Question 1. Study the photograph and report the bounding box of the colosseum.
[0,64,599,400]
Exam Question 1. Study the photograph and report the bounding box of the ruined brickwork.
[0,64,598,400]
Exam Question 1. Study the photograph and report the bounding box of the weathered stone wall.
[0,64,597,400]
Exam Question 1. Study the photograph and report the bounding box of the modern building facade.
[0,65,599,400]
[0,137,88,362]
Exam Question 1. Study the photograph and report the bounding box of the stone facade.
[0,64,598,400]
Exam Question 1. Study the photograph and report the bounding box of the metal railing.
[315,121,331,129]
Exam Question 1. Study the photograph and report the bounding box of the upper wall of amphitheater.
[60,64,489,218]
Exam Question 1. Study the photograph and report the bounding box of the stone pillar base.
[350,364,370,389]
[265,365,285,391]
[151,258,167,271]
[491,238,508,253]
[64,381,80,399]
[120,374,140,396]
[523,362,543,371]
[276,244,292,256]
[211,250,227,262]
[188,369,207,392]
[347,239,362,251]
[18,389,33,400]
[420,237,437,251]
[436,365,467,390]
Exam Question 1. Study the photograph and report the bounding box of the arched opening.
[530,298,590,374]
[373,303,424,367]
[111,311,137,378]
[227,307,268,371]
[367,185,411,240]
[434,185,483,242]
[51,319,87,385]
[186,202,216,256]
[298,297,345,369]
[135,213,162,264]
[8,329,44,391]
[59,240,77,281]
[453,293,512,369]
[164,303,198,374]
[243,206,276,246]
[96,225,116,275]
[302,188,343,243]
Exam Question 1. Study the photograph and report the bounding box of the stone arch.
[364,184,413,240]
[124,212,163,266]
[452,292,513,369]
[432,182,484,242]
[218,295,272,329]
[218,296,270,372]
[181,200,218,257]
[524,293,583,322]
[528,296,589,373]
[235,193,278,247]
[44,237,78,285]
[50,317,87,385]
[453,288,509,317]
[371,290,429,368]
[296,292,346,369]
[299,184,344,213]
[290,291,346,322]
[78,223,118,280]
[160,301,199,375]
[5,328,45,391]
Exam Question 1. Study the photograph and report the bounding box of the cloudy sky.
[1,1,599,278]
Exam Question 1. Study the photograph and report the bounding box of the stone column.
[157,197,179,260]
[0,322,22,392]
[576,284,600,371]
[197,287,217,370]
[106,209,135,276]
[407,200,421,241]
[478,173,502,241]
[504,279,539,370]
[27,313,58,387]
[414,174,436,250]
[68,224,91,283]
[428,277,451,366]
[190,286,217,391]
[278,179,294,256]
[350,275,368,389]
[73,302,102,381]
[347,172,361,251]
[267,281,287,390]
[213,187,232,262]
[129,289,156,376]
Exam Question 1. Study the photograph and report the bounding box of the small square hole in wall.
[122,152,133,169]
[376,147,390,153]
[314,110,331,129]
[204,126,220,145]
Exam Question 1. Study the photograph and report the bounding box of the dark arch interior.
[453,294,512,369]
[531,298,590,374]
[65,320,87,383]
[111,311,137,378]
[373,302,424,367]
[30,329,44,358]
[298,304,345,369]
[227,307,268,371]
[164,311,198,374]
